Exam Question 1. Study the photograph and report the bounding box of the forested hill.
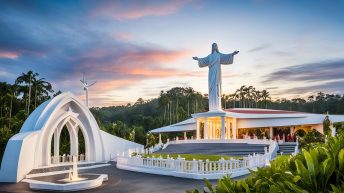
[91,86,344,145]
[2,70,344,157]
[90,87,209,145]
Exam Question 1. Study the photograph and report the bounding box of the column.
[232,118,237,139]
[226,119,230,139]
[269,127,273,139]
[73,127,79,157]
[204,118,208,139]
[184,131,187,140]
[54,129,59,157]
[211,121,214,139]
[290,126,294,134]
[209,121,212,139]
[159,133,162,144]
[221,116,225,140]
[196,119,200,140]
[213,121,216,139]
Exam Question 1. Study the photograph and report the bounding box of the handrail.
[117,153,267,175]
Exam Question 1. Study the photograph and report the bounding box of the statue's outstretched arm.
[194,56,209,67]
[220,51,238,65]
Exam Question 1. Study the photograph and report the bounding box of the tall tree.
[261,89,270,109]
[32,78,53,108]
[15,71,38,115]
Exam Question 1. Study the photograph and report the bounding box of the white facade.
[150,108,344,140]
[0,92,143,182]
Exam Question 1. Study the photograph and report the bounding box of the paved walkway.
[0,162,230,193]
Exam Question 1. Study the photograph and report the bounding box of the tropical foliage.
[298,129,325,150]
[2,72,344,161]
[0,71,57,161]
[90,87,208,146]
[187,133,344,193]
[92,85,344,146]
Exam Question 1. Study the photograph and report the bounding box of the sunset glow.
[0,0,343,106]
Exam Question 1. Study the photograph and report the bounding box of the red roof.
[224,109,299,114]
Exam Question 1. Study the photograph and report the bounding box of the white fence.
[117,153,267,179]
[51,154,86,164]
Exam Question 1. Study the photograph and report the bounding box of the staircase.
[155,143,269,156]
[277,143,297,155]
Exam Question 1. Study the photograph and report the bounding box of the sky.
[0,0,344,107]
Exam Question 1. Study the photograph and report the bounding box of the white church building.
[0,92,143,182]
[150,108,344,141]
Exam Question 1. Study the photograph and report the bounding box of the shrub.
[299,129,324,150]
[187,133,344,193]
[295,129,306,137]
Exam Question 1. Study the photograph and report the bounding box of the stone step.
[28,162,107,175]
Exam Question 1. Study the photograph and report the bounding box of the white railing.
[161,138,279,160]
[144,143,163,154]
[293,137,299,155]
[117,153,267,179]
[51,154,86,164]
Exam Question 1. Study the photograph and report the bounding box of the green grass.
[142,153,242,161]
[275,154,292,159]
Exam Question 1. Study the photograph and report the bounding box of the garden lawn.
[144,153,242,161]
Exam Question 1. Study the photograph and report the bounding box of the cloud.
[248,44,271,52]
[92,0,191,20]
[263,59,344,83]
[0,50,19,59]
[68,45,193,80]
[265,86,279,90]
[285,80,344,94]
[0,19,51,57]
[113,32,133,41]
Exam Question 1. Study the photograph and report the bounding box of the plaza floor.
[0,162,228,193]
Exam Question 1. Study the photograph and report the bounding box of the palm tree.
[254,90,261,108]
[261,89,271,109]
[246,86,254,108]
[158,91,169,122]
[228,93,236,108]
[32,78,53,108]
[185,87,194,116]
[222,94,230,109]
[236,85,246,108]
[15,71,38,115]
[6,86,16,130]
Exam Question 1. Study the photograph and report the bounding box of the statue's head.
[212,43,219,53]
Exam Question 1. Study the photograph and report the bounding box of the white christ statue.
[193,43,239,111]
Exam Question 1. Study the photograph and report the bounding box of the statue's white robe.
[198,52,234,111]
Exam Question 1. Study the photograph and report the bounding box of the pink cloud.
[73,47,192,78]
[113,32,133,41]
[0,51,19,59]
[92,0,191,20]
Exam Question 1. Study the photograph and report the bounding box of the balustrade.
[50,154,86,164]
[117,153,267,175]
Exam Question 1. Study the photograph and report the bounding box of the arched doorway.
[49,116,90,165]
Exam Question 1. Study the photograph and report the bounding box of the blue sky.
[0,0,344,106]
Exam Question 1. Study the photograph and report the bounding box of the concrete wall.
[0,132,38,182]
[100,130,144,160]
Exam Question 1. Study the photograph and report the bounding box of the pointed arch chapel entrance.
[0,92,143,182]
[36,101,104,167]
[49,108,89,165]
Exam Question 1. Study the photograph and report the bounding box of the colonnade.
[196,117,237,140]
